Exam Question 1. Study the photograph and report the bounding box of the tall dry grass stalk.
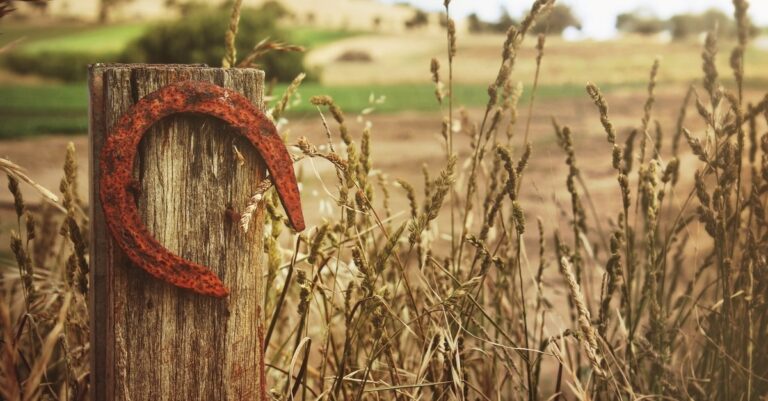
[221,0,243,68]
[2,143,90,401]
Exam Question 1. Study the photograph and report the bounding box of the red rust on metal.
[99,80,305,298]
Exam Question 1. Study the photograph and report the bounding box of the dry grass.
[2,0,768,400]
[1,146,90,401]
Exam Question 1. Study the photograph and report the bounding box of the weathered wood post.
[88,64,273,400]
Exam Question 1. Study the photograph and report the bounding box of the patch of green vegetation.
[1,23,149,54]
[0,115,87,139]
[0,23,92,48]
[0,84,88,138]
[0,80,702,139]
[20,23,148,54]
[1,22,358,56]
[0,23,146,83]
[0,84,86,113]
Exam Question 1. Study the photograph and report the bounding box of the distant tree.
[260,1,292,20]
[467,8,516,34]
[616,12,666,36]
[668,14,699,40]
[121,4,307,82]
[405,9,428,30]
[467,13,483,33]
[99,0,130,23]
[669,8,758,40]
[372,15,382,31]
[531,4,581,35]
[493,9,516,32]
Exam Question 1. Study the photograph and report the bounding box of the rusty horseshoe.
[99,80,305,298]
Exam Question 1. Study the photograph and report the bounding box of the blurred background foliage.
[120,2,310,82]
[2,1,311,83]
[467,4,581,34]
[616,7,761,39]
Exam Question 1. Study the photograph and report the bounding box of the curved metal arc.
[99,80,304,297]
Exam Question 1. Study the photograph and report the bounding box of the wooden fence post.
[88,64,267,400]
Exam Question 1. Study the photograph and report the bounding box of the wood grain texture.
[89,64,267,400]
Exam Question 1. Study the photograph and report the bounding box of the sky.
[380,0,768,39]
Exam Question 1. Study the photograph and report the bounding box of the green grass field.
[0,21,369,138]
[0,22,356,55]
[0,81,645,138]
[0,84,90,138]
[0,19,363,138]
[5,75,767,138]
[23,24,148,54]
[1,22,149,54]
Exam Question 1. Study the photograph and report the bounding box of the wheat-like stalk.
[559,257,604,377]
[222,0,243,68]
